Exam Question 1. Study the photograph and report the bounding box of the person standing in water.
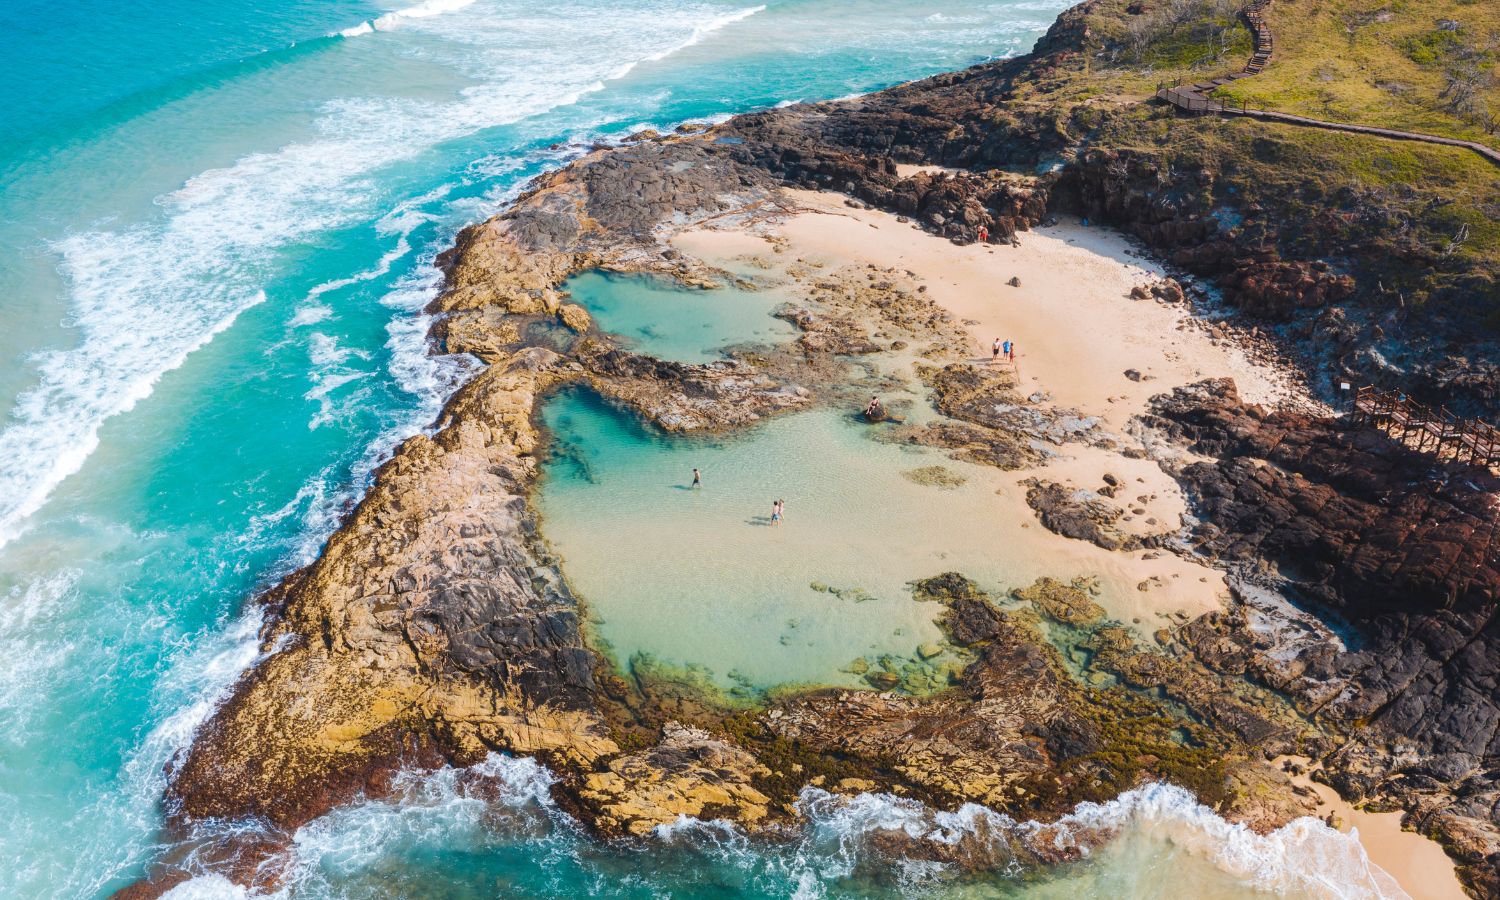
[771,499,783,525]
[692,468,701,488]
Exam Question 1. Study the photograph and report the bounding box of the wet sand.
[673,193,1462,898]
[1276,757,1468,900]
[674,193,1301,626]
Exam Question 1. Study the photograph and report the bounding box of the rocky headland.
[153,1,1500,896]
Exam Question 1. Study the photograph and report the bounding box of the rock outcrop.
[170,349,616,829]
[1143,378,1500,892]
[160,1,1500,894]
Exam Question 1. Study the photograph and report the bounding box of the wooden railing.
[1352,385,1500,467]
[1154,1,1500,169]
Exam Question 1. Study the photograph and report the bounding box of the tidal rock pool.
[564,270,795,363]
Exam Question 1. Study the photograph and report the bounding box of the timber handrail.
[1352,385,1500,467]
[1154,1,1500,169]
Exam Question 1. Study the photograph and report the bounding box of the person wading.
[692,468,701,488]
[771,499,783,525]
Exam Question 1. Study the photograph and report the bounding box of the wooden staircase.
[1352,385,1500,468]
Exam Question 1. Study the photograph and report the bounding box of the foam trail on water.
[609,5,766,79]
[298,234,414,314]
[0,1,763,552]
[159,874,247,900]
[76,605,277,897]
[266,754,558,897]
[337,0,481,37]
[644,4,765,61]
[209,750,1411,900]
[245,252,480,568]
[773,783,1413,899]
[0,571,81,737]
[0,291,264,550]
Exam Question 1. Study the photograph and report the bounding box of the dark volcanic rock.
[1145,378,1500,887]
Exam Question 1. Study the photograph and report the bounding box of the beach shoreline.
[153,2,1498,891]
[674,192,1465,897]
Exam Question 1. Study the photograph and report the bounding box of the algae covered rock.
[1014,577,1107,627]
[902,465,968,488]
[557,302,593,333]
[576,721,772,836]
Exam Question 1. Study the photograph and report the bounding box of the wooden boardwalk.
[1352,385,1500,468]
[1155,1,1500,170]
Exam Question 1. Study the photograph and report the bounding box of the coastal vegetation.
[1210,0,1500,139]
[981,0,1500,402]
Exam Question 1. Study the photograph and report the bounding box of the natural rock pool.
[537,390,1022,692]
[564,270,795,363]
[538,270,1093,694]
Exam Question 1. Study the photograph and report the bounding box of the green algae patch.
[718,707,921,812]
[1013,576,1108,628]
[907,572,1307,817]
[901,465,968,488]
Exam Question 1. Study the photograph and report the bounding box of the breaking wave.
[0,0,766,551]
[158,755,1409,899]
[334,0,481,38]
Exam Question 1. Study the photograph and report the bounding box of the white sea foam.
[780,783,1412,899]
[608,4,766,81]
[242,748,1410,900]
[268,754,558,896]
[158,874,249,900]
[0,288,264,551]
[336,0,480,38]
[300,235,414,310]
[77,605,276,897]
[304,332,374,430]
[0,1,767,552]
[0,570,81,735]
[287,304,332,327]
[242,250,480,569]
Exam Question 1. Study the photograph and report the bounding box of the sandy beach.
[676,191,1300,625]
[1275,756,1468,900]
[676,192,1463,898]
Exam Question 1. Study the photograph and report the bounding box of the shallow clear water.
[565,270,796,363]
[539,389,1023,691]
[0,0,1409,896]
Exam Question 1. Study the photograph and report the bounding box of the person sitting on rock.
[864,396,884,420]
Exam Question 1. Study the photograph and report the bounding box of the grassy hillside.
[1210,0,1500,141]
[991,0,1500,336]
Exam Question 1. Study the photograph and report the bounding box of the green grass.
[1086,105,1500,309]
[982,0,1500,326]
[1204,0,1500,142]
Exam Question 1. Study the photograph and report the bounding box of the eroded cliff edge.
[161,1,1500,895]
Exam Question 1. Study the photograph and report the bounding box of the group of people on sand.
[992,337,1016,363]
[690,467,784,526]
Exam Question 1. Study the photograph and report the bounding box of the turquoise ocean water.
[0,1,1410,896]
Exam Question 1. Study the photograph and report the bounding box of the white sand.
[1276,757,1468,900]
[675,192,1308,624]
[674,194,1463,896]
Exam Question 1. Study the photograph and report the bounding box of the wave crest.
[335,0,480,38]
